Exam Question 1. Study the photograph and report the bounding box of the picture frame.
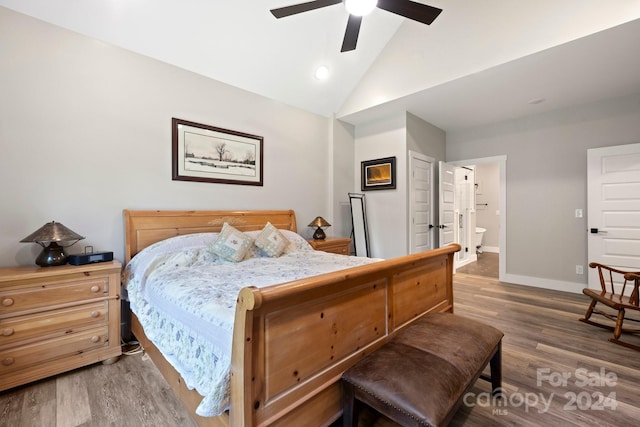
[172,118,263,186]
[361,156,396,191]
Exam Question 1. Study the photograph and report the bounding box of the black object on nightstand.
[68,251,114,265]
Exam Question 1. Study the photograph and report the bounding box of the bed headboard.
[123,209,297,263]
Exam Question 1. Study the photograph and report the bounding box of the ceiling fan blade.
[341,14,362,52]
[270,0,342,18]
[376,0,442,25]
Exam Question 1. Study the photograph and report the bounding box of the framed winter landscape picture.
[172,118,263,186]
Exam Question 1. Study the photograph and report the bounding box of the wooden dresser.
[0,261,122,391]
[307,237,352,255]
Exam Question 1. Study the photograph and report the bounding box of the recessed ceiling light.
[527,97,546,105]
[315,65,329,80]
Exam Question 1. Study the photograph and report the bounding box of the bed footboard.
[230,243,460,426]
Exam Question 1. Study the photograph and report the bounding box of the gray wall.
[447,94,640,292]
[0,8,331,266]
[474,163,500,251]
[407,112,446,161]
[331,118,356,241]
[353,112,445,259]
[406,112,446,248]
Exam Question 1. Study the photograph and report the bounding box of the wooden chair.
[580,262,640,351]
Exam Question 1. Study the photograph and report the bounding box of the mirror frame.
[349,193,370,257]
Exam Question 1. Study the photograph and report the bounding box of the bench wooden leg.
[490,340,503,397]
[342,381,358,427]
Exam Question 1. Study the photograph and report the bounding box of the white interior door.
[409,152,434,253]
[439,161,456,247]
[587,143,640,289]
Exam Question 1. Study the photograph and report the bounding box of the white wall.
[354,114,406,259]
[352,112,446,259]
[447,94,640,292]
[0,8,331,266]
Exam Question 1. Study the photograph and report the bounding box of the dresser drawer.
[0,277,109,315]
[321,243,350,255]
[307,238,352,255]
[0,262,121,391]
[0,326,109,374]
[0,301,108,348]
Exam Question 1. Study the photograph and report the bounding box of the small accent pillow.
[209,223,254,262]
[254,222,290,257]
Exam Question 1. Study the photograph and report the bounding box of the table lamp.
[20,221,85,267]
[308,216,331,240]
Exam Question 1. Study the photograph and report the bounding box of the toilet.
[475,227,486,253]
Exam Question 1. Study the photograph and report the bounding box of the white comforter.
[123,230,379,416]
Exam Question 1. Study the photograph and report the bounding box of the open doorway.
[448,156,506,281]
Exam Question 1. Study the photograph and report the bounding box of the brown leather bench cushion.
[342,312,504,426]
[392,312,504,379]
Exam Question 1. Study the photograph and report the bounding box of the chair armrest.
[624,272,640,281]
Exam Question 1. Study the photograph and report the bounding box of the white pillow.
[254,222,290,257]
[209,223,254,262]
[279,230,314,253]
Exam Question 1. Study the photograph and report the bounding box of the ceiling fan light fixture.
[344,0,377,16]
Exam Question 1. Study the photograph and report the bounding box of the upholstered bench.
[342,312,504,427]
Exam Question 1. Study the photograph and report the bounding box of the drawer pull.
[91,335,100,343]
[2,298,14,307]
[90,285,100,293]
[90,311,100,318]
[2,328,14,337]
[1,357,14,366]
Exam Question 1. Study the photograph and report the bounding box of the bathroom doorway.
[456,253,499,278]
[449,156,506,280]
[441,164,478,269]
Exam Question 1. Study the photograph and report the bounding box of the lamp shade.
[20,221,85,267]
[308,216,331,228]
[308,216,331,240]
[20,221,85,244]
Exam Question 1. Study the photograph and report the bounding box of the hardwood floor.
[360,273,640,427]
[0,350,197,427]
[456,252,499,278]
[454,273,640,426]
[3,273,640,426]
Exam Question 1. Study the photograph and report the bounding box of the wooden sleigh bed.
[123,209,460,427]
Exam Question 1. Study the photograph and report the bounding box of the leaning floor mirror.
[349,193,370,257]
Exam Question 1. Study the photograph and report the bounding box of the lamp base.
[313,227,326,240]
[35,242,68,267]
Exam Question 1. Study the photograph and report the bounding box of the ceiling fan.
[270,0,442,52]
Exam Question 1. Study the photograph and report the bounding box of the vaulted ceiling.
[2,0,640,131]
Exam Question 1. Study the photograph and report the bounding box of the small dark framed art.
[172,118,264,186]
[361,156,396,191]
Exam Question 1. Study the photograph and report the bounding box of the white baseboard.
[479,246,499,254]
[501,273,584,294]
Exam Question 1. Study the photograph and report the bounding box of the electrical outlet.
[575,209,583,218]
[576,265,584,275]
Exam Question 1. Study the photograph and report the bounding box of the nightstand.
[307,237,352,255]
[0,261,122,391]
